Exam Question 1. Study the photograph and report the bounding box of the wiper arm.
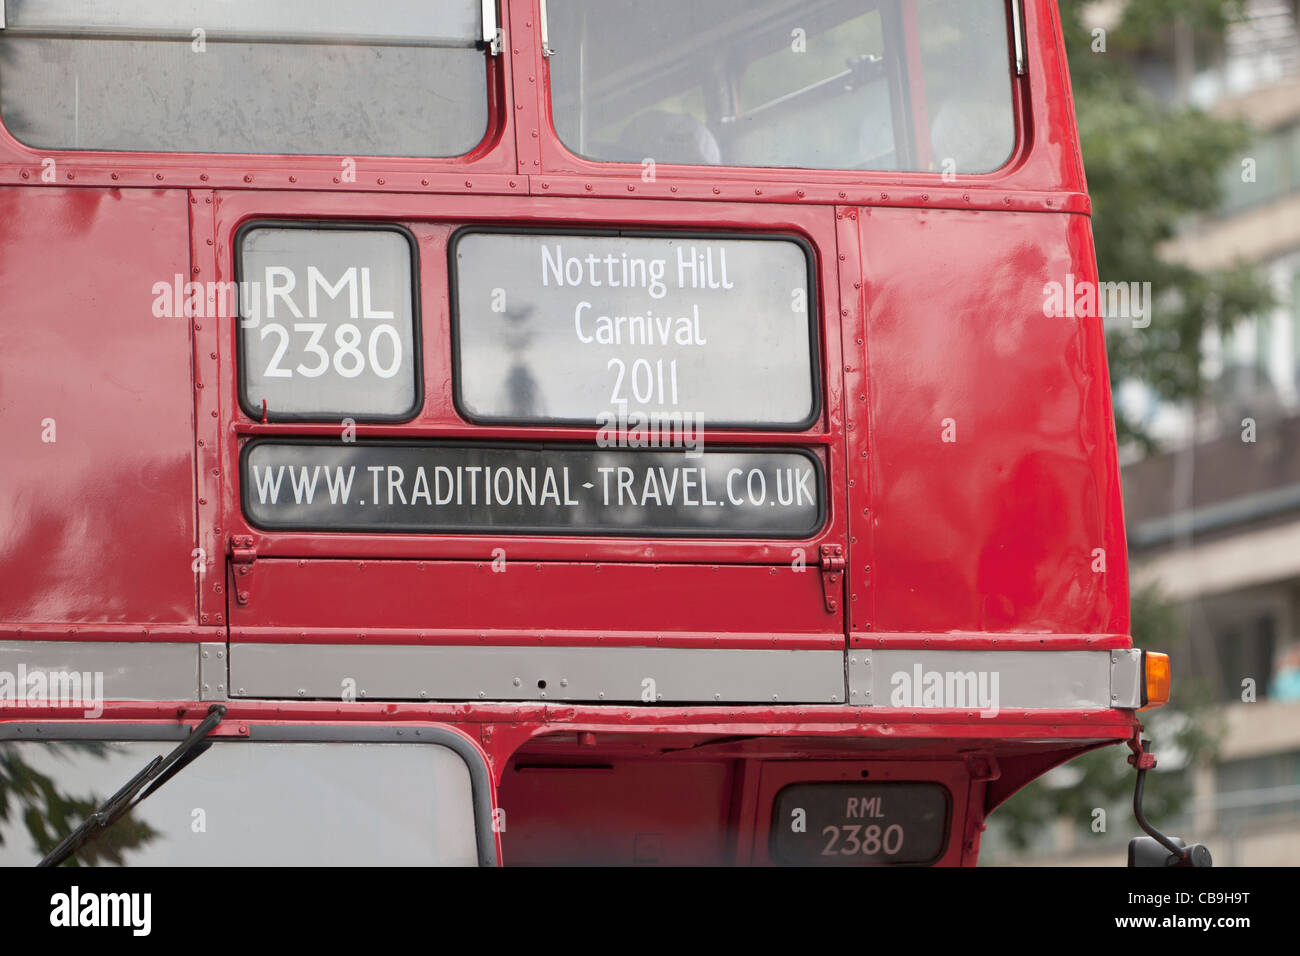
[37,704,227,868]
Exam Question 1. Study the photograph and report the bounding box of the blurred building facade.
[1125,0,1300,867]
[992,0,1300,865]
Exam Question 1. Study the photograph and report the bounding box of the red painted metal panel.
[0,187,198,631]
[207,192,850,651]
[229,558,839,649]
[853,206,1127,637]
[190,189,227,633]
[499,756,735,865]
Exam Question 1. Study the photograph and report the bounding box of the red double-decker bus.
[0,0,1181,866]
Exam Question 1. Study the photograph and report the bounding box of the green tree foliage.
[0,742,158,865]
[1060,0,1273,446]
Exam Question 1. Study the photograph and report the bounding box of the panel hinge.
[818,544,845,614]
[229,536,256,607]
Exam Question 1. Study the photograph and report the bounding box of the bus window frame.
[531,0,1036,193]
[0,719,501,867]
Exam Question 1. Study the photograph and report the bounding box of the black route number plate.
[770,782,950,865]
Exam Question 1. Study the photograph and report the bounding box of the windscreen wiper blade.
[37,704,227,868]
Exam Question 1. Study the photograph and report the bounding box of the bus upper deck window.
[547,0,1017,175]
[0,0,491,157]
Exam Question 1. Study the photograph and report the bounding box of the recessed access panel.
[215,202,849,704]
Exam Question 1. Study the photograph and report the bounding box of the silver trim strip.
[0,641,199,702]
[1110,648,1143,709]
[230,644,845,704]
[199,642,229,701]
[849,649,1137,710]
[0,642,1146,711]
[848,649,872,705]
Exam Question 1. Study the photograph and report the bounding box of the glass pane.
[0,739,479,866]
[1218,133,1286,215]
[2,0,481,44]
[238,226,421,421]
[918,0,1018,175]
[729,11,890,168]
[242,441,825,538]
[452,231,817,427]
[547,0,1015,173]
[0,1,489,156]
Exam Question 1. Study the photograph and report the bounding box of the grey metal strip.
[0,641,1145,711]
[848,649,1133,711]
[847,649,871,705]
[1109,648,1143,709]
[199,642,229,701]
[0,641,199,703]
[230,643,845,704]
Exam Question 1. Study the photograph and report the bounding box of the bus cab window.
[547,0,1016,175]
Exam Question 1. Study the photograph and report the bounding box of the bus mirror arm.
[1126,736,1213,867]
